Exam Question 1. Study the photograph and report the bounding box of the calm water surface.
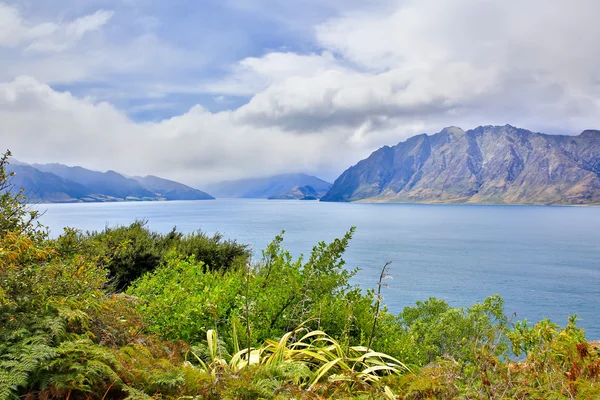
[36,200,600,338]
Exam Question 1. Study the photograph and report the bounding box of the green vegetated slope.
[322,125,600,205]
[1,150,599,399]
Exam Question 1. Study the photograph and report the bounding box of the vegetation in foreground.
[1,151,599,399]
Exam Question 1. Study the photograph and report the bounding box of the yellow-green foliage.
[128,253,243,344]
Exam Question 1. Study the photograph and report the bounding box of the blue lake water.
[36,199,600,339]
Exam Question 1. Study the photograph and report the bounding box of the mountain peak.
[580,129,600,138]
[472,124,519,130]
[105,170,123,177]
[439,126,465,135]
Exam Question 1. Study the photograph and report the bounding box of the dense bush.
[1,151,599,399]
[56,220,250,291]
[128,229,378,349]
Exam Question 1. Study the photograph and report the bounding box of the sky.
[1,0,600,185]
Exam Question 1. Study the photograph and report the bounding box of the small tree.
[0,150,45,240]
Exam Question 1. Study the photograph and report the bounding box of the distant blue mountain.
[133,175,214,200]
[7,164,93,203]
[7,162,214,203]
[267,185,320,200]
[205,173,332,199]
[33,163,156,200]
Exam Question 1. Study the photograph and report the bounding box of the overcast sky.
[1,0,599,185]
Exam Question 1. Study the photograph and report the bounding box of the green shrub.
[128,254,243,344]
[56,221,250,291]
[128,228,388,352]
[395,295,508,366]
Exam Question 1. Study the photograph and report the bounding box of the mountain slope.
[7,162,215,203]
[6,164,92,203]
[134,175,214,200]
[321,125,600,205]
[206,173,332,198]
[268,185,320,200]
[33,163,156,199]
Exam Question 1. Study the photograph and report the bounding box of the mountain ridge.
[205,173,332,199]
[133,175,214,200]
[321,125,600,205]
[267,185,321,200]
[7,162,214,203]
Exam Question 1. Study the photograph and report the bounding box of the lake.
[36,199,600,339]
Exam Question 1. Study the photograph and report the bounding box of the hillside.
[205,173,331,198]
[321,125,600,205]
[8,162,215,203]
[32,163,156,200]
[267,185,320,200]
[7,164,92,203]
[134,175,214,200]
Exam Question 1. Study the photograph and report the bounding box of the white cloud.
[25,10,114,53]
[0,4,112,52]
[235,63,499,132]
[232,0,600,136]
[0,3,37,47]
[202,51,341,96]
[0,77,359,184]
[0,2,209,96]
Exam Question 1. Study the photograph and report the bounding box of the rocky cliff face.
[321,125,600,205]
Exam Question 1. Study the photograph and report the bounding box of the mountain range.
[321,125,600,205]
[8,124,600,205]
[205,173,332,199]
[6,161,333,203]
[7,162,214,203]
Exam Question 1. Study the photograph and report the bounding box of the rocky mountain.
[206,173,331,198]
[321,125,600,205]
[134,175,214,200]
[7,162,214,203]
[268,185,320,200]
